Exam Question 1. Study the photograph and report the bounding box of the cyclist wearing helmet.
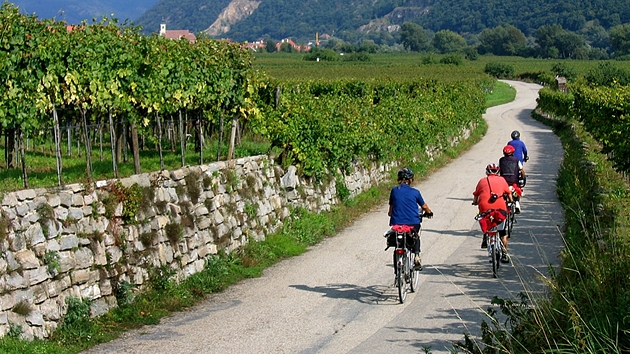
[472,163,513,262]
[507,130,529,164]
[388,168,433,270]
[499,145,524,213]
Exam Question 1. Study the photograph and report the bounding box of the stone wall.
[0,121,476,339]
[0,155,397,339]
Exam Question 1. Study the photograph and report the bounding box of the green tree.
[265,39,277,53]
[535,25,587,58]
[399,22,430,52]
[478,24,527,56]
[609,24,630,56]
[432,30,467,54]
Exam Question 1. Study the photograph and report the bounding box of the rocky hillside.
[135,0,630,43]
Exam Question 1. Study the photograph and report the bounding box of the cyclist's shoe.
[501,254,510,263]
[414,254,422,270]
[515,201,521,214]
[481,235,488,249]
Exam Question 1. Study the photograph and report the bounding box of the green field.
[253,52,604,81]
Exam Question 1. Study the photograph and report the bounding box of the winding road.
[84,80,565,354]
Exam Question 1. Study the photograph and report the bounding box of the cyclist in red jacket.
[472,163,513,262]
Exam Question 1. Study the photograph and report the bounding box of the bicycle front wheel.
[397,255,407,303]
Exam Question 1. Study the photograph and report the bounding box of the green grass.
[485,81,517,108]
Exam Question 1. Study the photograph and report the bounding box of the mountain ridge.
[135,0,630,43]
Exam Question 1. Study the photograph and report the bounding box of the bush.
[303,48,339,61]
[484,62,515,78]
[551,62,577,81]
[439,53,464,65]
[343,52,371,62]
[585,61,630,86]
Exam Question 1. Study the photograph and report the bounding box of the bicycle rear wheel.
[397,255,407,303]
[491,244,500,278]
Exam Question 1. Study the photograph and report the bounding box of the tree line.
[399,22,630,60]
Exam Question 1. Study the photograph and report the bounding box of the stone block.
[58,192,73,208]
[71,194,84,207]
[58,251,76,273]
[59,235,79,251]
[68,207,84,220]
[74,247,94,269]
[25,267,50,286]
[39,299,61,321]
[54,207,68,221]
[2,193,18,207]
[16,189,37,201]
[26,310,45,327]
[71,269,90,285]
[27,223,46,247]
[15,204,30,217]
[0,294,15,311]
[15,249,39,269]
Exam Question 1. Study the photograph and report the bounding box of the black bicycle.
[384,214,430,303]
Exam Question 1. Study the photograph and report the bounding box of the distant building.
[243,39,266,51]
[276,38,310,52]
[159,24,196,43]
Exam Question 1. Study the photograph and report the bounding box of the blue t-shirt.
[508,139,528,164]
[389,184,425,226]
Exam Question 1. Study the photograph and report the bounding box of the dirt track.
[84,80,565,354]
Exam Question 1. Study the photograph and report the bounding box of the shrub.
[484,62,515,78]
[303,48,339,61]
[439,53,464,65]
[343,52,371,62]
[165,222,183,245]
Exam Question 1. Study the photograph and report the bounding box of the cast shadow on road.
[422,228,478,238]
[289,283,402,305]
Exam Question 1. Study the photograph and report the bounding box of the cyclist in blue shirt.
[507,130,529,164]
[388,168,433,270]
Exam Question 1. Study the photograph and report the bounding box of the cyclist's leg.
[412,225,421,269]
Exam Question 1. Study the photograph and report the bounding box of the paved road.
[84,81,565,354]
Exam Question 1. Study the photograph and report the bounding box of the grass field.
[253,52,604,81]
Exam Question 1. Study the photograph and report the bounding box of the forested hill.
[135,0,630,43]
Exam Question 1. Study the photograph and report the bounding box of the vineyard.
[0,2,256,190]
[537,83,630,171]
[0,2,496,193]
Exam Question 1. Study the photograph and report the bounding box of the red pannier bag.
[478,210,507,234]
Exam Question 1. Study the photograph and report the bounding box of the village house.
[159,23,196,43]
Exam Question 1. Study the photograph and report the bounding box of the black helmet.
[511,130,520,140]
[397,168,414,181]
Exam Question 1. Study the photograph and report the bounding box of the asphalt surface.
[84,80,565,354]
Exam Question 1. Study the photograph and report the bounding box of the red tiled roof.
[163,30,196,43]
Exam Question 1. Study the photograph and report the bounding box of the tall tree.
[479,24,527,56]
[400,22,430,52]
[432,30,467,54]
[609,24,630,56]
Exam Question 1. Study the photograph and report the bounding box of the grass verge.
[485,81,517,108]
